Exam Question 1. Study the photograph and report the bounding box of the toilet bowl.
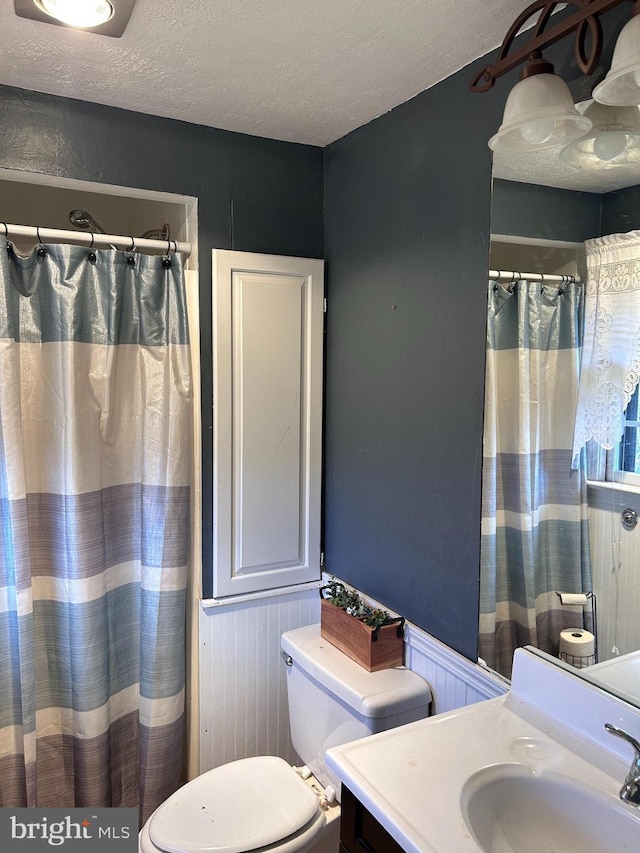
[140,624,431,853]
[139,756,338,853]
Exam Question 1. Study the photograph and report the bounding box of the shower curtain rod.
[1,222,192,257]
[489,269,582,285]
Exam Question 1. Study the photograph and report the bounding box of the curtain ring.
[87,232,97,264]
[1,222,7,237]
[128,236,136,253]
[162,238,172,269]
[36,226,47,258]
[171,240,177,256]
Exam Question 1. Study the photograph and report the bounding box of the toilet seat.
[140,756,327,853]
[140,810,326,853]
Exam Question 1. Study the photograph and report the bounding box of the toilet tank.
[281,624,431,798]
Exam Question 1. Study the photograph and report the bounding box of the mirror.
[482,100,640,707]
[527,646,640,707]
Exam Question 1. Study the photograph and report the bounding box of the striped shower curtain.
[479,279,592,678]
[0,236,192,822]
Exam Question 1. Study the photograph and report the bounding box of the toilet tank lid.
[281,624,431,719]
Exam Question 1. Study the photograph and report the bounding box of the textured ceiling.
[493,99,640,195]
[0,0,529,146]
[492,147,640,194]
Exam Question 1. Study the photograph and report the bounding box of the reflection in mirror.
[526,646,640,707]
[481,100,640,707]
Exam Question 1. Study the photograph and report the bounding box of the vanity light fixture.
[559,101,640,167]
[593,12,640,104]
[488,53,592,152]
[14,0,136,37]
[473,0,640,152]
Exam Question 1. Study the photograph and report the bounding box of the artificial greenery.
[323,576,392,630]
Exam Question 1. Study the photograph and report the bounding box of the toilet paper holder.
[555,590,598,668]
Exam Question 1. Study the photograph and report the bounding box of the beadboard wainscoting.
[197,581,506,775]
[198,587,322,773]
[588,484,640,663]
[404,625,507,714]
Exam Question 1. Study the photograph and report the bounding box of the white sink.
[325,648,640,853]
[461,763,640,853]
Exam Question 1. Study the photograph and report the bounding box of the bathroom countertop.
[325,648,640,853]
[585,649,640,706]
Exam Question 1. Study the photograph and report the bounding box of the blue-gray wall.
[602,183,640,234]
[0,4,631,665]
[321,4,628,661]
[322,60,500,659]
[0,86,324,600]
[492,179,640,245]
[492,178,601,243]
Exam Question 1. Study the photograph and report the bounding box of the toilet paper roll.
[559,628,595,659]
[558,593,588,606]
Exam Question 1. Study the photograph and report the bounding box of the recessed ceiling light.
[36,0,114,29]
[14,0,136,37]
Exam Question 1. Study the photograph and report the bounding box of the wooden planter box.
[320,598,405,671]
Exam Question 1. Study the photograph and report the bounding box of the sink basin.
[461,763,640,853]
[325,649,640,853]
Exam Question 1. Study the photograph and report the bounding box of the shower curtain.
[0,236,192,822]
[479,279,592,678]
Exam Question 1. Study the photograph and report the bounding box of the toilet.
[139,623,432,853]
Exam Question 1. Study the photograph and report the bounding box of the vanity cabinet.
[339,786,404,853]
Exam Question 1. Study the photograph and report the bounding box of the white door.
[212,250,324,598]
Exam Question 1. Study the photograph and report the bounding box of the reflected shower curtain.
[0,236,191,822]
[479,279,592,678]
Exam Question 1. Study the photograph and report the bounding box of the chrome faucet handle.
[605,723,640,807]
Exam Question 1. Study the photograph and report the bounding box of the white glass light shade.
[35,0,114,28]
[593,15,640,106]
[560,102,640,168]
[488,73,592,152]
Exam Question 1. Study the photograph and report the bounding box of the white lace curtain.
[572,230,640,465]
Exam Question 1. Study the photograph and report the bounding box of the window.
[606,384,640,487]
